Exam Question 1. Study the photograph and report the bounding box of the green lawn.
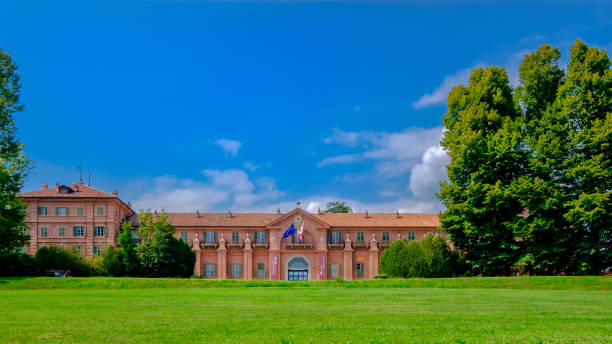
[1,277,610,343]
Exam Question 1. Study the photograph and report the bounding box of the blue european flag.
[282,224,296,239]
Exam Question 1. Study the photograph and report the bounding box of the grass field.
[1,277,610,343]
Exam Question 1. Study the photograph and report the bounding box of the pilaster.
[243,233,253,279]
[368,233,379,278]
[193,234,201,277]
[343,233,353,280]
[218,233,227,279]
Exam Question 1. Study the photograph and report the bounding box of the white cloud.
[317,153,363,167]
[408,145,449,200]
[243,161,263,172]
[318,126,442,178]
[132,169,284,212]
[412,64,483,109]
[214,139,242,156]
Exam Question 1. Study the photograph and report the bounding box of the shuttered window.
[180,231,188,242]
[230,263,243,278]
[94,226,107,237]
[204,263,217,278]
[58,227,65,237]
[40,227,48,237]
[72,226,86,237]
[232,231,239,245]
[407,232,415,240]
[37,207,48,215]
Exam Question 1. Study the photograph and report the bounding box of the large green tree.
[0,49,30,255]
[323,201,352,213]
[543,40,611,274]
[439,66,526,276]
[136,211,195,277]
[514,45,570,274]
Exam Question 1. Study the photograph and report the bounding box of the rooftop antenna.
[88,172,91,186]
[78,164,83,184]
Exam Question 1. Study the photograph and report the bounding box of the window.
[327,263,343,279]
[254,231,267,245]
[97,207,104,215]
[407,231,415,240]
[180,231,188,242]
[382,232,390,246]
[357,231,364,245]
[329,231,342,245]
[204,231,216,245]
[356,263,364,278]
[55,207,68,216]
[94,226,106,237]
[40,227,48,237]
[256,263,266,277]
[77,207,84,216]
[73,226,86,237]
[93,245,102,256]
[58,227,65,237]
[72,245,83,254]
[230,263,242,278]
[231,231,240,245]
[37,207,48,215]
[204,263,217,278]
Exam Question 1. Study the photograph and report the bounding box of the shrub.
[34,246,91,276]
[103,245,125,277]
[87,256,107,276]
[0,252,38,276]
[379,235,463,278]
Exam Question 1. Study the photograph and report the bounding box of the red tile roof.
[20,184,118,199]
[165,211,439,228]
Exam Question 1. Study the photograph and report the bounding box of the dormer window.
[58,185,73,194]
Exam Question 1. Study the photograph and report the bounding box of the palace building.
[20,183,442,280]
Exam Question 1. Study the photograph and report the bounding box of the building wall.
[173,221,444,280]
[24,198,132,257]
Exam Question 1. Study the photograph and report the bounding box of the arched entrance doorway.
[286,256,310,281]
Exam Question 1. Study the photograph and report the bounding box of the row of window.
[37,206,106,216]
[38,226,107,237]
[179,231,269,245]
[328,231,417,245]
[328,263,365,278]
[203,262,267,278]
[182,230,425,246]
[36,244,104,256]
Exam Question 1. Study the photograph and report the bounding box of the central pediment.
[265,208,330,229]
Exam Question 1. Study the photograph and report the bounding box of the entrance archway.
[285,256,310,281]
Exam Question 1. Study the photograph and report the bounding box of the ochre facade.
[21,183,443,280]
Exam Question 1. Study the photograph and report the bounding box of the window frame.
[58,227,65,237]
[55,207,68,216]
[382,231,390,245]
[356,263,364,278]
[94,226,106,237]
[231,231,240,245]
[180,231,189,242]
[40,226,48,237]
[407,231,415,240]
[96,207,104,216]
[37,206,48,215]
[73,226,86,237]
[77,207,84,216]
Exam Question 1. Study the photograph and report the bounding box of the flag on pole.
[282,224,296,239]
[297,222,304,241]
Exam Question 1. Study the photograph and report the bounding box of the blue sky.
[2,0,611,213]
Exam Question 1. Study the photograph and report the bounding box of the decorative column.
[269,232,280,280]
[343,233,353,280]
[217,233,227,279]
[368,233,379,278]
[243,233,253,280]
[193,233,201,277]
[317,233,328,280]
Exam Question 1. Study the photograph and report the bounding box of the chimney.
[196,210,200,218]
[128,201,132,209]
[395,210,400,218]
[277,208,281,215]
[317,208,322,215]
[365,210,370,218]
[154,209,158,216]
[112,190,118,196]
[227,210,233,218]
[42,183,48,190]
[56,182,59,188]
